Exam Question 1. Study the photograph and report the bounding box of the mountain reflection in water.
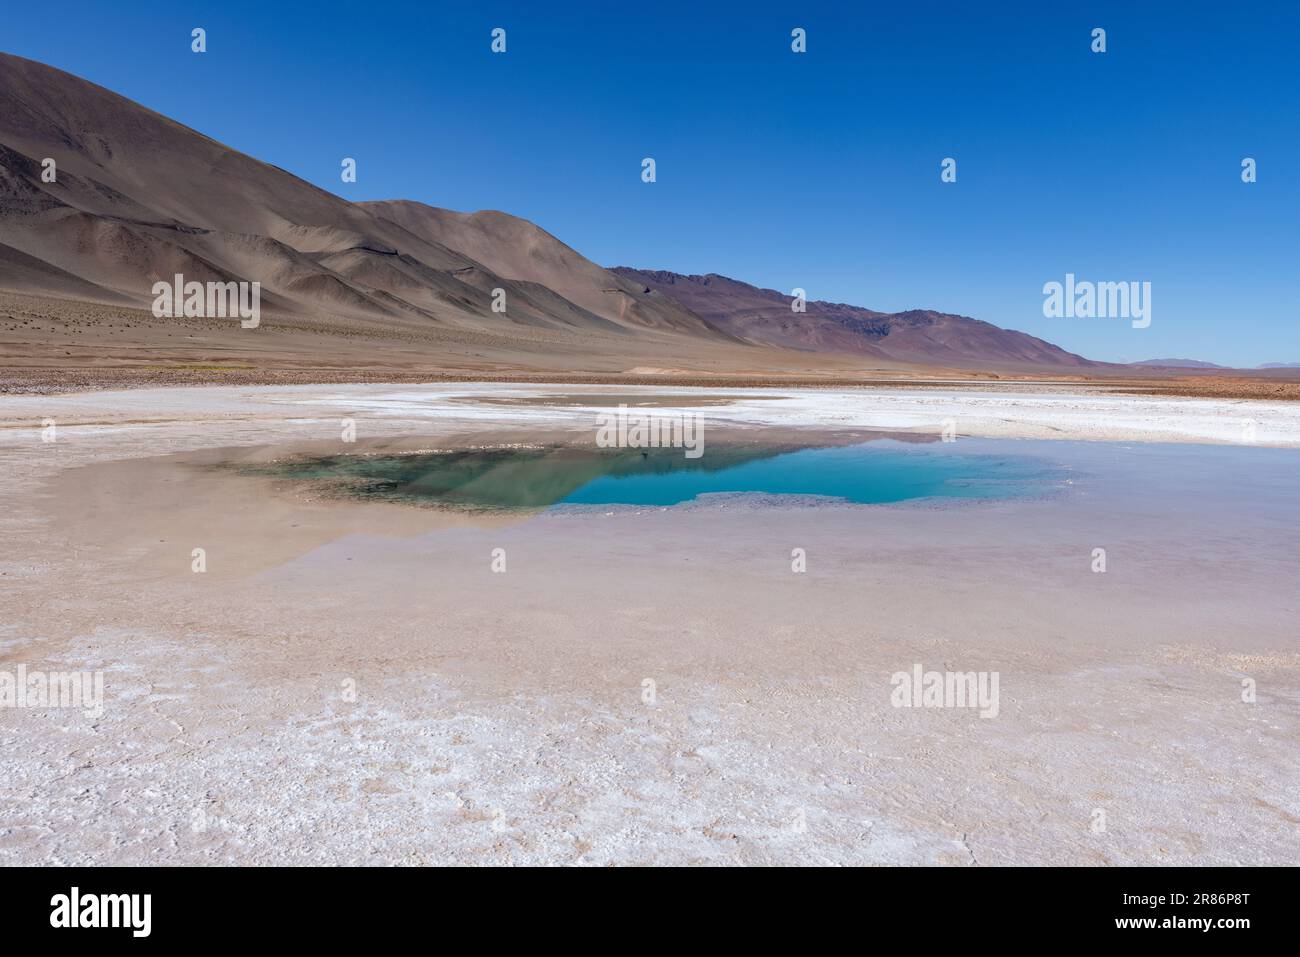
[236,440,1062,509]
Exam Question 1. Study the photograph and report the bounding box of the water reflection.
[237,439,1061,509]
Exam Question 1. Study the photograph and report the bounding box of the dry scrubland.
[3,291,1299,400]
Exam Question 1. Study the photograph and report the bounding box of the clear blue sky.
[5,1,1298,365]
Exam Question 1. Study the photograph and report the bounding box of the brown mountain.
[0,51,1099,378]
[1130,358,1228,369]
[0,53,723,343]
[611,269,1095,369]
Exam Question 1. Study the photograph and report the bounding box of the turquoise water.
[561,442,1056,505]
[243,440,1062,509]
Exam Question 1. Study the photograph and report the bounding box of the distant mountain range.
[1130,359,1298,371]
[1130,358,1229,369]
[612,269,1092,367]
[0,52,1269,376]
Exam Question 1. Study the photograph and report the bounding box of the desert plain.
[1,380,1297,865]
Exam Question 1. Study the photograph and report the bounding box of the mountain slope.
[0,52,723,346]
[1130,358,1228,369]
[612,269,1096,370]
[362,202,729,338]
[1,51,1100,374]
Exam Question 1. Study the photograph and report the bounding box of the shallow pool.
[241,439,1066,509]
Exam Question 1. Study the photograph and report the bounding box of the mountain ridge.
[611,267,1097,369]
[1,50,1108,374]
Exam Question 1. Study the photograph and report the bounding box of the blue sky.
[5,1,1298,365]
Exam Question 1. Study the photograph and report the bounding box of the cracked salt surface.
[280,383,1300,447]
[1,382,1298,865]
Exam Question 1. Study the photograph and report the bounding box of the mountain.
[0,53,723,344]
[359,202,723,338]
[611,269,1096,369]
[1130,358,1229,369]
[1,51,1100,376]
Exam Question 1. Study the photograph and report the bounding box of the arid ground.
[1,382,1297,865]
